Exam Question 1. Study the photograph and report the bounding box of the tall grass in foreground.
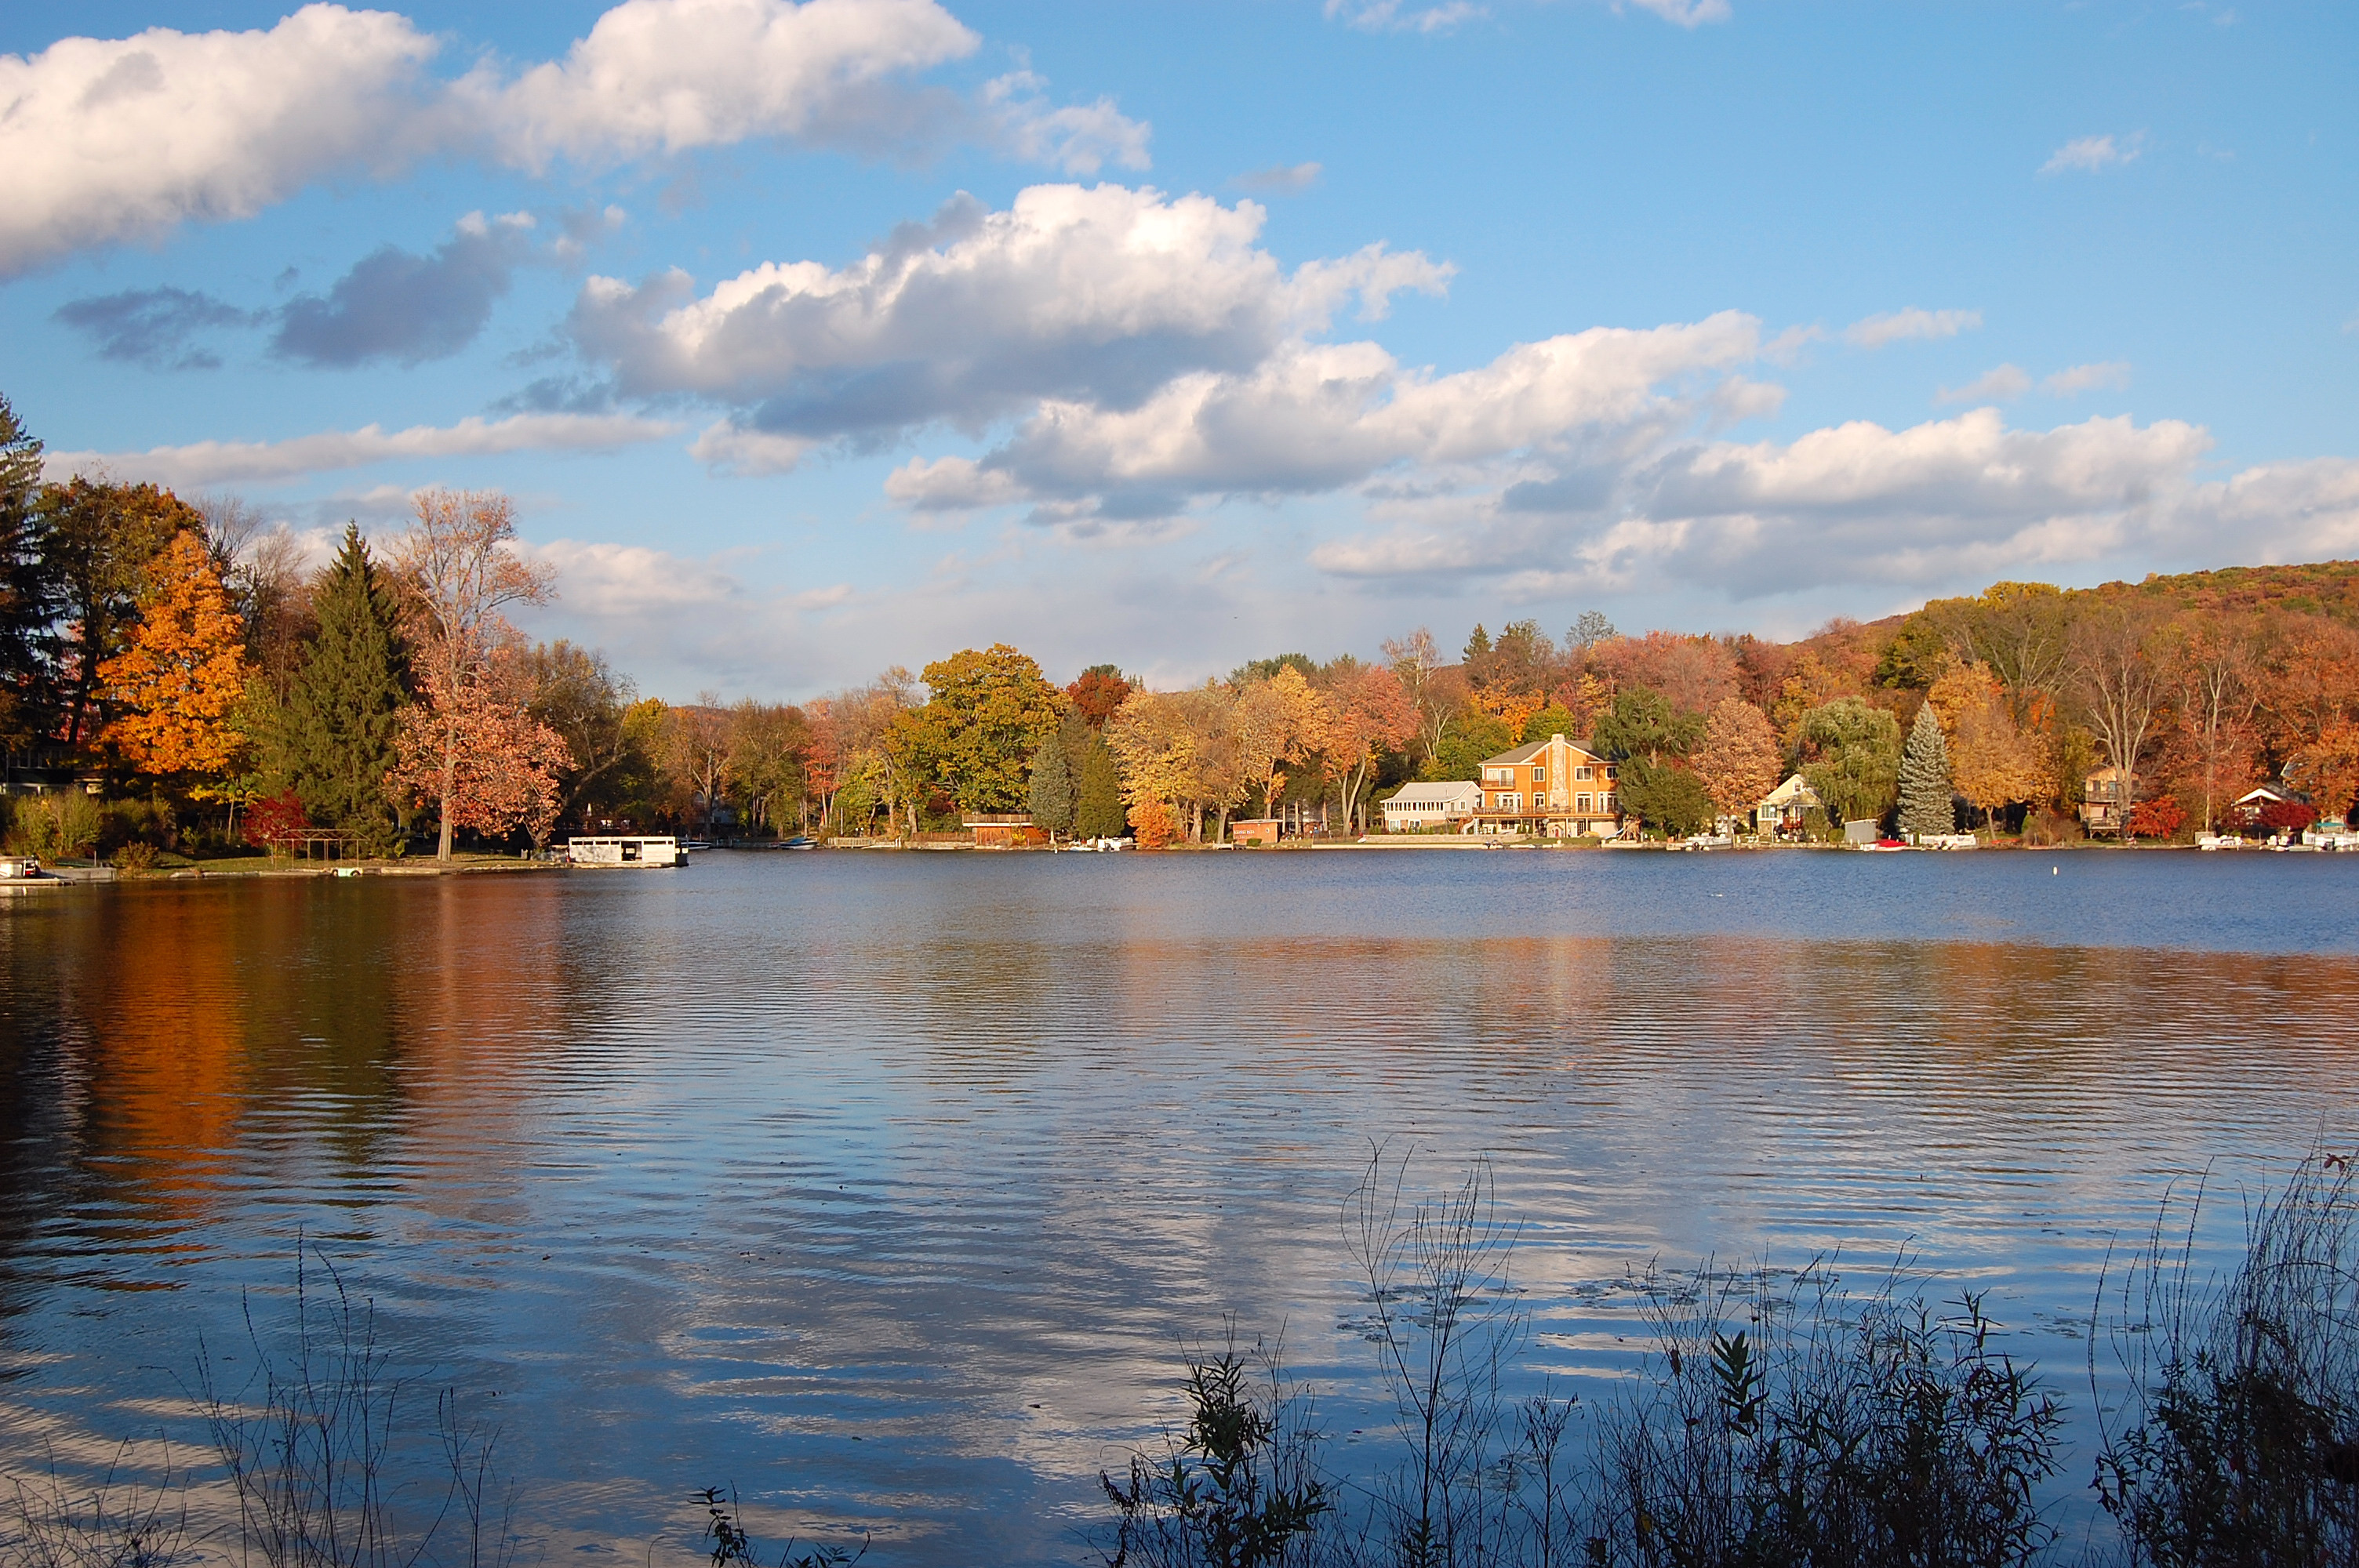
[1103,1149,2359,1568]
[2093,1158,2359,1566]
[2,1250,506,1568]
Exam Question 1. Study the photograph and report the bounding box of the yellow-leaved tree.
[1932,662,2052,832]
[100,530,252,781]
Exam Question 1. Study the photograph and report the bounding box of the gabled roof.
[1759,773,1819,808]
[1478,733,1607,768]
[1386,781,1481,806]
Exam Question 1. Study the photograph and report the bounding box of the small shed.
[963,813,1043,848]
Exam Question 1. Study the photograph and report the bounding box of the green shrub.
[9,794,103,861]
[1590,1270,2063,1568]
[1101,1334,1329,1568]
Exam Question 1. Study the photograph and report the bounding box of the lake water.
[2,849,2355,1565]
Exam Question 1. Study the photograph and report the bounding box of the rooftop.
[1478,733,1606,768]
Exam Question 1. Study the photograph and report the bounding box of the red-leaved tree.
[2257,798,2317,836]
[242,789,311,850]
[2125,796,2186,841]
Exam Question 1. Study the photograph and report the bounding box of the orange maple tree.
[99,530,252,779]
[1128,796,1179,848]
[2285,720,2359,826]
[1692,695,1784,819]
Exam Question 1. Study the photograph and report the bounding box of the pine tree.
[0,394,52,748]
[282,525,409,847]
[1076,735,1125,839]
[1898,702,1956,841]
[1027,733,1074,838]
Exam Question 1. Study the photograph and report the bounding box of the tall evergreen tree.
[0,395,53,749]
[1076,734,1125,839]
[1027,733,1074,838]
[282,525,409,846]
[1897,702,1956,841]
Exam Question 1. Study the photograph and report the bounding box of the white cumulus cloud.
[44,412,678,488]
[1844,307,1982,349]
[0,0,1150,277]
[885,311,1763,517]
[1313,408,2226,599]
[462,0,978,169]
[570,183,1451,439]
[0,6,441,277]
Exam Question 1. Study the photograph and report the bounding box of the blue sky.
[3,0,2354,700]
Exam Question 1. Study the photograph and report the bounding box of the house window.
[1576,766,1592,780]
[1605,765,1618,780]
[1576,793,1592,812]
[1532,767,1546,783]
[1603,793,1618,814]
[1502,793,1521,813]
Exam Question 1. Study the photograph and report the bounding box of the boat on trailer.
[565,836,685,868]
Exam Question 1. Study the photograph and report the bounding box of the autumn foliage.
[2257,798,2317,836]
[100,530,252,778]
[387,489,566,855]
[1067,667,1132,728]
[1128,797,1179,849]
[242,788,311,849]
[391,670,573,846]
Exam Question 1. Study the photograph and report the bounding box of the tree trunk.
[438,730,456,862]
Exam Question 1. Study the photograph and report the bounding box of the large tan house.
[1473,734,1624,837]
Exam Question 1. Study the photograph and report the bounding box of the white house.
[1381,780,1483,832]
[1754,774,1821,838]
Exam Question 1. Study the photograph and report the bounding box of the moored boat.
[565,836,685,868]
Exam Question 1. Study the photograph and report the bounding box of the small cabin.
[566,836,684,868]
[962,813,1043,848]
[0,855,43,880]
